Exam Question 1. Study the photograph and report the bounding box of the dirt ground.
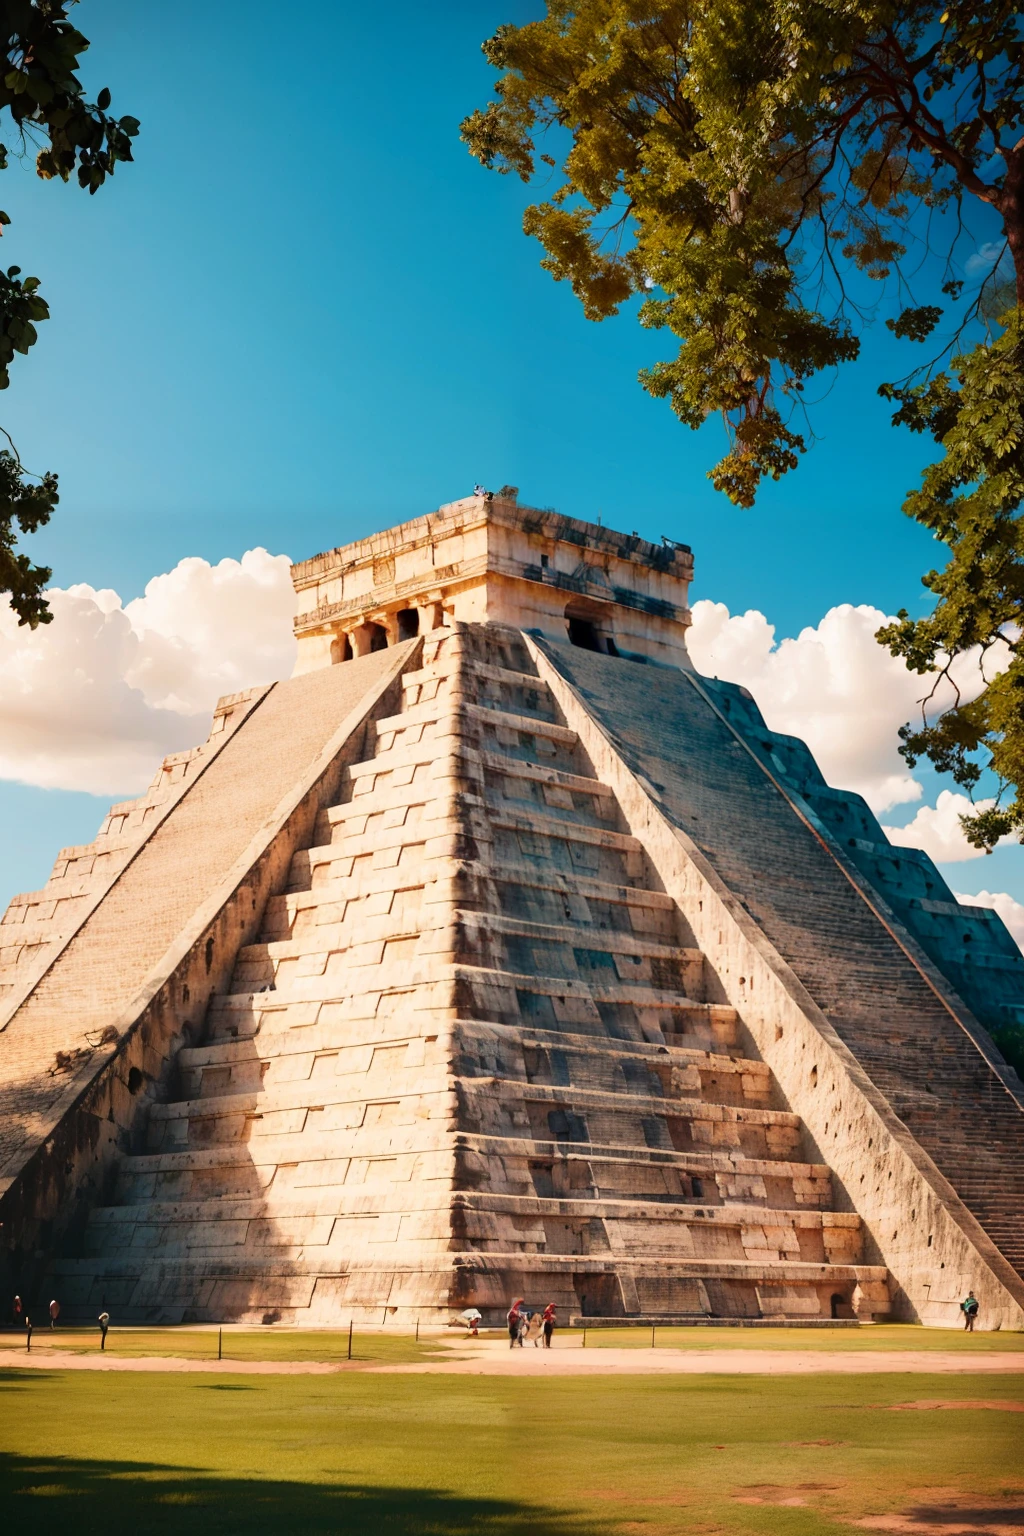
[4,1338,1024,1376]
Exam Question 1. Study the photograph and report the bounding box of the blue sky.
[0,0,1019,911]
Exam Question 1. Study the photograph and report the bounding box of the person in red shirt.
[542,1302,556,1349]
[507,1298,524,1349]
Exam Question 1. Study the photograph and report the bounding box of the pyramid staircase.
[52,623,888,1324]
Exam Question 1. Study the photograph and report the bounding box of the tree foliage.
[463,1,1024,853]
[0,1,138,626]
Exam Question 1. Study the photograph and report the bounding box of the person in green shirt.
[960,1292,979,1332]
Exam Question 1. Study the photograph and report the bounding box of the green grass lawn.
[568,1322,1024,1352]
[0,1327,444,1365]
[2,1366,1021,1535]
[2,1320,1020,1365]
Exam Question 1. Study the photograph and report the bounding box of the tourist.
[960,1291,979,1332]
[542,1301,556,1348]
[12,1293,22,1328]
[524,1309,543,1347]
[49,1298,60,1329]
[98,1310,110,1350]
[507,1297,524,1348]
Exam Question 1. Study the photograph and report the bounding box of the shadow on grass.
[1,1452,610,1536]
[898,1504,1024,1530]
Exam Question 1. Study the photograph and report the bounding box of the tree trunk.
[1000,162,1024,305]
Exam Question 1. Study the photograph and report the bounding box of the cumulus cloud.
[0,549,296,796]
[955,888,1024,953]
[688,600,950,813]
[881,789,1012,864]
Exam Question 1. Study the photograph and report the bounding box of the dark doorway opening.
[568,617,602,651]
[397,608,419,640]
[573,1271,624,1317]
[368,623,388,652]
[330,634,353,664]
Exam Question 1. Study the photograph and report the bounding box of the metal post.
[651,1324,656,1349]
[347,1319,353,1361]
[218,1327,222,1361]
[582,1326,587,1349]
[415,1319,419,1343]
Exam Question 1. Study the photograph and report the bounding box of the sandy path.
[2,1345,1023,1377]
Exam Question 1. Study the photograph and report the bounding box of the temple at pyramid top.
[290,492,694,674]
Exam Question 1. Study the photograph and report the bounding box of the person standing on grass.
[25,1315,32,1351]
[49,1299,59,1329]
[507,1297,524,1348]
[961,1292,979,1332]
[98,1311,110,1350]
[542,1302,556,1349]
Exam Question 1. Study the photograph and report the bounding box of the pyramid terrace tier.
[138,1074,801,1160]
[75,1196,863,1264]
[109,1144,824,1226]
[271,867,681,946]
[176,1029,771,1109]
[112,1140,835,1210]
[228,917,705,998]
[47,1250,887,1327]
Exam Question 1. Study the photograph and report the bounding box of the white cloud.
[965,239,1011,277]
[881,789,1011,863]
[688,600,952,813]
[0,549,296,796]
[955,888,1024,953]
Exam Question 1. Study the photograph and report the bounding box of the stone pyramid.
[1,495,1022,1328]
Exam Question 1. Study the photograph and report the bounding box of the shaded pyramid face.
[57,623,887,1325]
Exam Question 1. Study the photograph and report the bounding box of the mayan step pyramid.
[2,494,1023,1328]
